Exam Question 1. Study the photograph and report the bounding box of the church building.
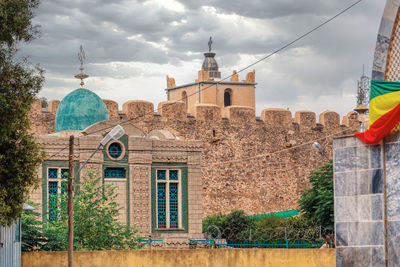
[165,38,257,117]
[29,56,203,241]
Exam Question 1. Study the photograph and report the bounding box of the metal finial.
[74,45,89,87]
[208,36,213,52]
[78,45,85,68]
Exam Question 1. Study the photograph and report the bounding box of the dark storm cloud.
[20,0,387,116]
[174,0,380,20]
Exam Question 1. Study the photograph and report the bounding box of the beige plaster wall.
[167,83,255,115]
[167,84,199,115]
[22,249,336,267]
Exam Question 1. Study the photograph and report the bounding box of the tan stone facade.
[166,81,256,116]
[165,51,256,116]
[29,100,360,218]
[32,121,203,240]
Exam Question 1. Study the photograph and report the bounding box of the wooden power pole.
[68,135,74,267]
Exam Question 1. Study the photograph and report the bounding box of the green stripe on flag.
[370,80,400,101]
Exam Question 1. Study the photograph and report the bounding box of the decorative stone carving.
[243,69,255,83]
[230,70,239,82]
[166,75,176,88]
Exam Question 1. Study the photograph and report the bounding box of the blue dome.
[55,88,109,132]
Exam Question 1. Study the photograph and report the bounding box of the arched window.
[182,91,188,111]
[224,89,232,107]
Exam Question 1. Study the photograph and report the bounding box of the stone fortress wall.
[29,98,361,217]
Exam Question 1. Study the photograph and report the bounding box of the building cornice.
[165,81,257,91]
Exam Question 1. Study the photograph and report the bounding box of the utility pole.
[68,135,74,267]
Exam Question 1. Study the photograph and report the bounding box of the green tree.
[298,160,334,230]
[202,213,225,233]
[41,171,141,251]
[203,210,250,243]
[21,201,45,251]
[0,0,45,225]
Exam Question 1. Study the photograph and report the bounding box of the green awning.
[248,209,299,220]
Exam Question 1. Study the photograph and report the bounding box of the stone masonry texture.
[30,101,358,218]
[333,132,400,267]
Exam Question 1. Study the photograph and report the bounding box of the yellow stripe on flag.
[368,90,400,128]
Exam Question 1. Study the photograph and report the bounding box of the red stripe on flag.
[355,103,400,144]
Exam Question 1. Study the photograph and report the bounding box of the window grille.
[157,170,166,180]
[157,183,167,228]
[48,168,58,179]
[61,169,68,179]
[108,142,122,159]
[169,183,179,228]
[156,169,180,229]
[104,167,126,178]
[48,181,58,223]
[47,167,69,223]
[170,170,178,180]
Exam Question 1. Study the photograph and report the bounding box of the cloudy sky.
[20,0,386,118]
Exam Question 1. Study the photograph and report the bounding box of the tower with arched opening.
[165,39,256,116]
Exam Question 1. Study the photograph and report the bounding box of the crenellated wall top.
[30,98,362,132]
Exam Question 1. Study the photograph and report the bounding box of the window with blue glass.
[47,167,68,223]
[157,183,167,228]
[169,183,179,228]
[156,169,180,229]
[48,168,58,179]
[104,167,126,178]
[108,142,123,159]
[48,181,58,223]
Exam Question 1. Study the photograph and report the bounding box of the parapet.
[319,110,340,130]
[122,100,154,121]
[48,100,60,115]
[342,111,360,130]
[157,101,186,121]
[103,99,119,119]
[29,96,360,134]
[294,111,316,129]
[195,104,221,122]
[30,98,42,115]
[261,108,292,128]
[224,106,255,124]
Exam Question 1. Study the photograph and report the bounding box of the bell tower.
[165,37,256,116]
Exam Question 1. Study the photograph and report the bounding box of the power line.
[47,0,363,158]
[205,125,358,166]
[82,0,363,137]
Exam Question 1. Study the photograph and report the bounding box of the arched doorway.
[224,89,232,107]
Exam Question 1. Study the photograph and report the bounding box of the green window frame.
[42,161,79,223]
[104,167,126,178]
[151,163,188,233]
[46,167,69,223]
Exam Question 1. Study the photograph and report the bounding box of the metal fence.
[0,219,21,267]
[138,225,334,249]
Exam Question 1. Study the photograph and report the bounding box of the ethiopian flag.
[355,80,400,144]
